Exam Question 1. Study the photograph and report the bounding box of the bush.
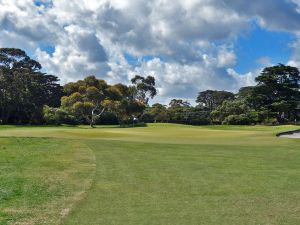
[262,117,279,126]
[96,112,119,125]
[223,114,252,125]
[43,106,78,125]
[140,112,154,123]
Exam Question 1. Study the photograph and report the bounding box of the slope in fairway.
[0,124,300,225]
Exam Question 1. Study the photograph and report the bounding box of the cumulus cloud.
[256,57,272,67]
[287,36,300,68]
[1,0,300,103]
[217,48,237,68]
[225,0,300,32]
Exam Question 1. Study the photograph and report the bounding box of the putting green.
[0,124,300,225]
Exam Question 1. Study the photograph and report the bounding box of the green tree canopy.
[61,76,110,127]
[103,83,146,125]
[149,103,169,122]
[196,90,235,112]
[131,75,157,105]
[0,48,63,124]
[253,64,300,122]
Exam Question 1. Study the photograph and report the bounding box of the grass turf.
[0,138,95,225]
[0,124,299,224]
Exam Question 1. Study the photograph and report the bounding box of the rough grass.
[0,124,300,224]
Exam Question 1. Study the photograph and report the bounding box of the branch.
[92,107,106,118]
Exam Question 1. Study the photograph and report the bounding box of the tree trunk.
[90,117,95,128]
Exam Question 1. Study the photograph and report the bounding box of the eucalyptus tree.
[61,76,110,127]
[131,75,157,105]
[103,83,145,125]
[149,103,169,123]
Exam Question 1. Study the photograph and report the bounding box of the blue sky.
[234,23,295,74]
[1,0,300,103]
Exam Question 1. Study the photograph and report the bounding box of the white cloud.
[226,68,258,89]
[256,57,272,67]
[217,48,237,68]
[1,0,300,103]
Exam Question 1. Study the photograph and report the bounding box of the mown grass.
[0,137,95,225]
[0,124,299,225]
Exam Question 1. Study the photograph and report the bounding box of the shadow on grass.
[74,123,148,129]
[0,123,149,130]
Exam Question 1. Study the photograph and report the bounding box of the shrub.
[223,114,252,125]
[43,106,78,125]
[262,117,279,126]
[96,112,119,125]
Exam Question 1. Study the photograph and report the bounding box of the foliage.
[167,99,191,123]
[211,99,252,124]
[43,105,78,125]
[0,48,63,124]
[149,103,169,122]
[211,64,300,125]
[60,76,110,127]
[102,83,145,124]
[222,114,252,125]
[144,100,211,125]
[1,48,299,126]
[253,64,300,122]
[196,90,235,111]
[131,75,157,105]
[60,75,157,126]
[95,111,119,125]
[142,103,169,123]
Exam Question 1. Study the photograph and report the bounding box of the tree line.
[1,48,299,126]
[144,64,300,125]
[0,48,157,126]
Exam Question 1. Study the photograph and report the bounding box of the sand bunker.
[278,130,300,138]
